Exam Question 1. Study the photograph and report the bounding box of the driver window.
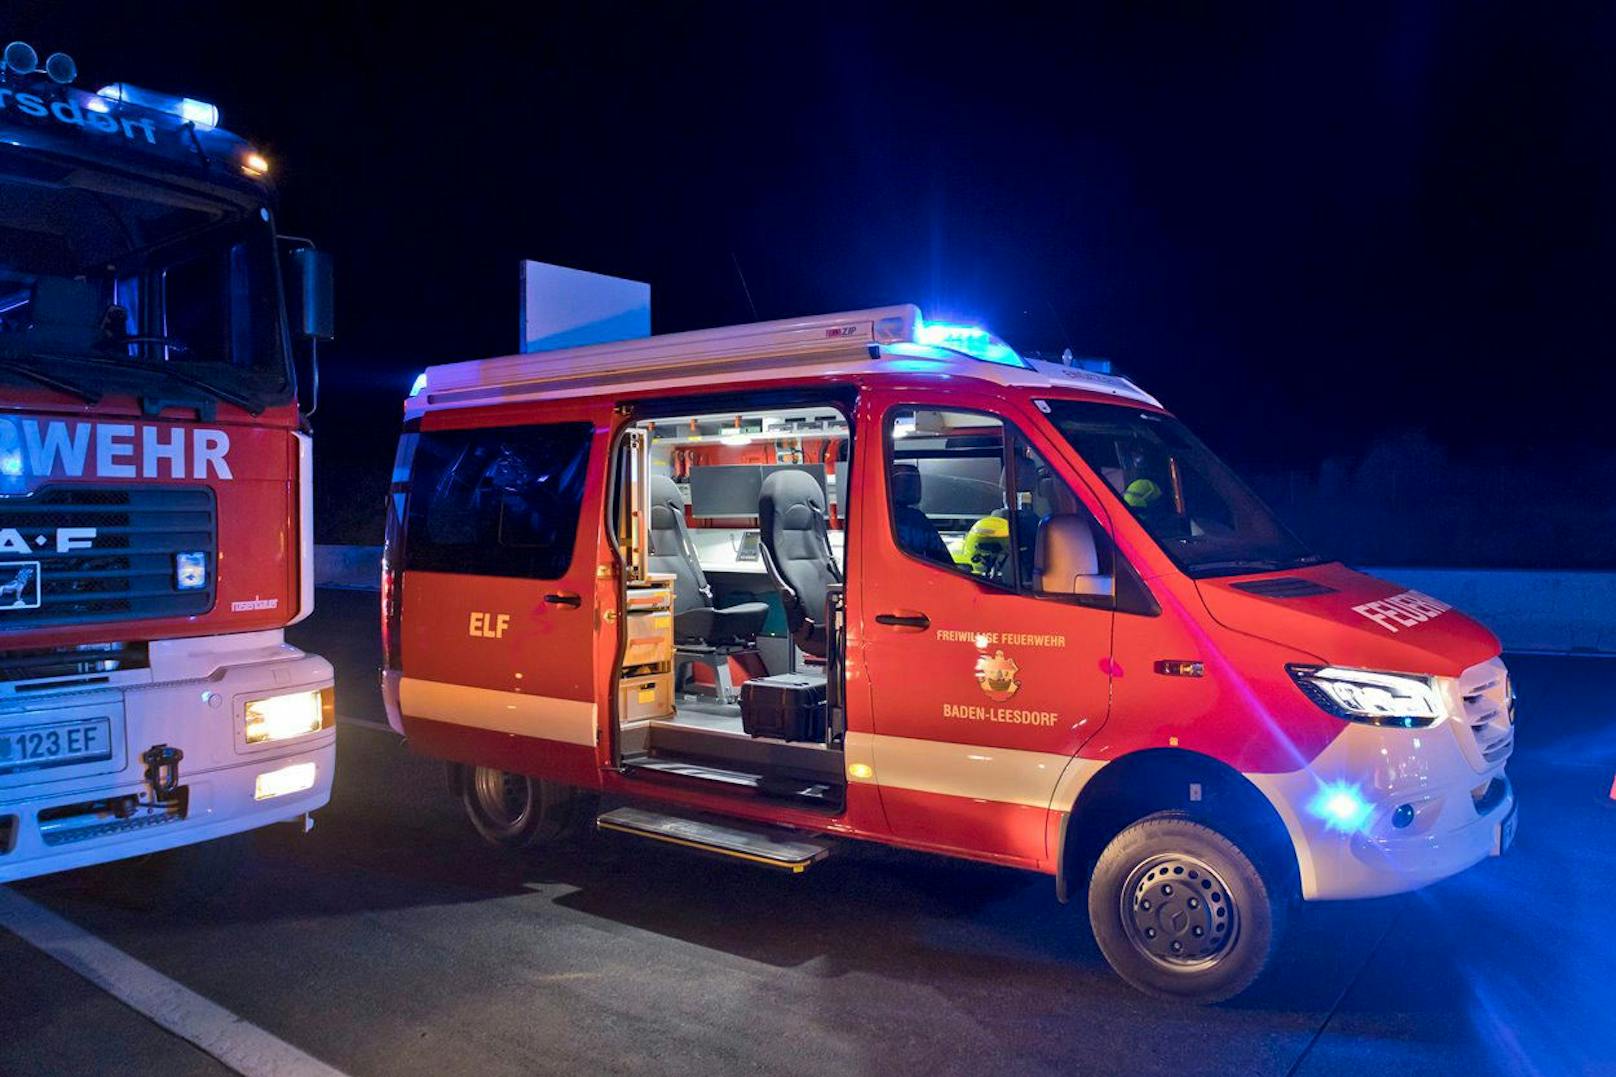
[885,406,1117,604]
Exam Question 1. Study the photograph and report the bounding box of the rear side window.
[403,422,593,579]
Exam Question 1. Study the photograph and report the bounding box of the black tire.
[1087,812,1285,1003]
[458,765,594,849]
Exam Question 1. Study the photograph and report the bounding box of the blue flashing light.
[408,372,428,398]
[1308,781,1373,834]
[96,83,220,130]
[914,316,1027,368]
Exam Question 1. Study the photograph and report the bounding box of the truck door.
[398,401,613,786]
[854,392,1117,862]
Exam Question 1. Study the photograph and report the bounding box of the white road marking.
[0,887,350,1077]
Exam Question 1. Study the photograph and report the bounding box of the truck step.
[596,806,830,872]
[626,756,838,805]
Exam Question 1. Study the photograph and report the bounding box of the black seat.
[758,470,841,659]
[890,463,953,567]
[648,475,768,646]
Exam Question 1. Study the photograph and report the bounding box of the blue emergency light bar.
[97,82,220,129]
[911,315,1028,369]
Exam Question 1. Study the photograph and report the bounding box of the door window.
[403,422,593,579]
[885,405,1119,606]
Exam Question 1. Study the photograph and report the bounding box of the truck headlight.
[1287,665,1444,727]
[244,689,330,744]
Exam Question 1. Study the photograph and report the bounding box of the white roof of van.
[405,303,1162,418]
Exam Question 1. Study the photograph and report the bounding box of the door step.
[596,806,831,872]
[625,756,839,805]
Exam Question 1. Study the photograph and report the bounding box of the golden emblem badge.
[975,648,1020,703]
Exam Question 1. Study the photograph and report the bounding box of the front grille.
[0,641,149,685]
[0,486,215,630]
[1459,658,1515,767]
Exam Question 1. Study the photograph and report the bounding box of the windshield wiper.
[1192,555,1327,575]
[39,351,265,416]
[0,358,102,404]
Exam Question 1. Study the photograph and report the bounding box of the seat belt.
[670,508,715,605]
[809,504,843,584]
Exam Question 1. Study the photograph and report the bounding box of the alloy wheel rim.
[471,767,533,834]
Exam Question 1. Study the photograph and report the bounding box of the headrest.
[649,475,685,514]
[891,464,923,508]
[759,469,824,535]
[649,502,677,531]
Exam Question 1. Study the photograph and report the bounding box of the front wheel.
[1087,813,1285,1003]
[458,765,594,849]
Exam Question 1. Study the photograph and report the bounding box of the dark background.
[9,3,1615,564]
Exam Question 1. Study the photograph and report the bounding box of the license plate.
[0,718,113,775]
[1493,800,1518,856]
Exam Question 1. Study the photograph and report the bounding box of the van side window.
[885,406,1121,607]
[403,422,592,579]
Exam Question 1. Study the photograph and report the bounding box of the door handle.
[874,611,930,630]
[543,592,583,609]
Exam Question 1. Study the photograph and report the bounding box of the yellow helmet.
[958,515,1011,576]
[1123,478,1164,509]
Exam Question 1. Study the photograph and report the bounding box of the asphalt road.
[3,588,1613,1076]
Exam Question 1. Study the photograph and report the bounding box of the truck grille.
[1459,658,1515,768]
[0,486,215,629]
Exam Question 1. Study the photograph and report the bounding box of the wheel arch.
[1057,748,1301,904]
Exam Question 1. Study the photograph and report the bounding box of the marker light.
[408,372,428,398]
[174,551,207,591]
[1288,665,1444,728]
[241,151,270,177]
[1308,781,1373,833]
[913,317,1028,368]
[244,690,328,745]
[254,761,317,800]
[96,83,220,129]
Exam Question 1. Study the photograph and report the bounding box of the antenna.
[730,250,759,321]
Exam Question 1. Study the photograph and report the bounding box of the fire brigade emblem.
[975,649,1020,703]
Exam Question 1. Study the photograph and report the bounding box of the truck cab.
[383,304,1514,1002]
[0,43,335,883]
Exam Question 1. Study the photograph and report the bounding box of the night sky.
[9,4,1614,534]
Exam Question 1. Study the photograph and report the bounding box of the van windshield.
[1041,400,1323,578]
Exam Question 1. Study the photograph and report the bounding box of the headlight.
[1287,665,1444,727]
[244,689,329,744]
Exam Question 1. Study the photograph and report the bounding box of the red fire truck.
[0,43,335,883]
[384,306,1515,1002]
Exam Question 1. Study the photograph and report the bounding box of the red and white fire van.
[0,44,335,884]
[382,305,1516,1001]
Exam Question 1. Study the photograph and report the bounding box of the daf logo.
[0,527,96,554]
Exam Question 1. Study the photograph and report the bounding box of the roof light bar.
[913,315,1029,369]
[96,82,220,129]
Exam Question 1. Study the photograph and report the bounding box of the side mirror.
[290,248,334,341]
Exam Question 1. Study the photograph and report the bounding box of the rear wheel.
[458,765,593,848]
[1087,813,1285,1003]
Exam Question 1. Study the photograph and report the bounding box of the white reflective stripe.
[845,731,1101,812]
[288,431,316,626]
[399,677,596,745]
[0,887,349,1077]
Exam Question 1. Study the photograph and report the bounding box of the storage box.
[739,674,827,742]
[618,673,673,722]
[623,609,674,668]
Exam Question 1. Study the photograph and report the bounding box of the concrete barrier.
[314,544,381,591]
[311,545,1614,654]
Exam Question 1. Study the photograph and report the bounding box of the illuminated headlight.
[244,690,328,744]
[174,551,208,591]
[1288,665,1444,727]
[254,761,316,800]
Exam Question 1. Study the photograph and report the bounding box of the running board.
[596,806,830,872]
[625,756,839,805]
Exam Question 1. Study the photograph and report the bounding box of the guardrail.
[313,545,1616,655]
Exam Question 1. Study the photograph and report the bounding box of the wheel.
[1087,812,1285,1003]
[458,765,593,848]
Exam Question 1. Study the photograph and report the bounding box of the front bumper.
[0,632,334,883]
[1248,711,1515,900]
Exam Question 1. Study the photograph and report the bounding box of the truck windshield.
[0,151,289,410]
[1042,400,1323,578]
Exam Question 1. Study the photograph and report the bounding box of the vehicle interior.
[611,401,851,808]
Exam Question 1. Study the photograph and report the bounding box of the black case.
[740,674,827,742]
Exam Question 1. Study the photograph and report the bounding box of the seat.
[648,476,768,704]
[890,464,953,567]
[648,476,768,645]
[1033,514,1115,598]
[759,469,841,659]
